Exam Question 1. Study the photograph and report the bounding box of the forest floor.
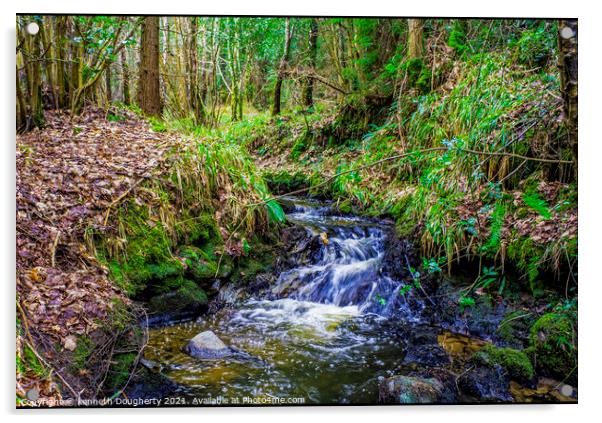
[16,108,183,401]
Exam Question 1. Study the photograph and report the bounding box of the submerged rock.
[404,344,451,367]
[184,330,232,359]
[379,375,444,404]
[124,367,178,400]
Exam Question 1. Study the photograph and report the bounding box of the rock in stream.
[184,330,233,359]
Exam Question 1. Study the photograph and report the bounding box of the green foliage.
[448,21,468,56]
[458,296,476,311]
[401,58,432,94]
[422,256,445,274]
[21,345,47,378]
[148,117,168,132]
[473,266,501,292]
[290,136,309,160]
[511,22,556,69]
[484,202,506,253]
[265,200,286,223]
[522,191,552,219]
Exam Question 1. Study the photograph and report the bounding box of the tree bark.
[16,69,27,133]
[188,17,205,124]
[120,48,131,105]
[55,16,68,108]
[105,60,112,104]
[302,19,319,109]
[25,21,44,128]
[407,19,424,59]
[558,20,578,181]
[137,16,162,116]
[272,18,292,116]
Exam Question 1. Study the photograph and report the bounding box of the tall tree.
[558,20,578,181]
[188,17,205,124]
[138,16,162,116]
[105,60,112,103]
[21,19,45,128]
[271,18,292,116]
[54,16,68,108]
[407,19,424,59]
[120,48,131,105]
[302,18,319,109]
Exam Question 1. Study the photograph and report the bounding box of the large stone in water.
[184,330,232,359]
[379,375,444,404]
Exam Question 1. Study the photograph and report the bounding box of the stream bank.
[130,196,577,404]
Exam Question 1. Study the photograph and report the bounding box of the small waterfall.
[145,197,427,403]
[273,198,422,319]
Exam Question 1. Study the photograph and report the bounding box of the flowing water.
[143,198,433,404]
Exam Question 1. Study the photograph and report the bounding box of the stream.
[140,197,570,405]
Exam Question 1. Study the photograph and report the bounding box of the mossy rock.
[147,279,208,317]
[475,344,534,382]
[528,313,577,381]
[263,171,309,194]
[177,213,222,246]
[495,310,534,348]
[180,245,219,281]
[337,199,353,214]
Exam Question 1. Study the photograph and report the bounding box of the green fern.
[484,202,506,252]
[522,192,552,219]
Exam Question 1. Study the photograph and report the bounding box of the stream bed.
[141,197,575,405]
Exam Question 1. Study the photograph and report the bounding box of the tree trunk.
[271,18,292,116]
[188,17,205,124]
[302,18,319,109]
[55,16,68,108]
[16,69,27,133]
[558,20,578,181]
[120,48,131,105]
[407,19,424,59]
[137,16,162,116]
[25,21,44,128]
[105,60,112,104]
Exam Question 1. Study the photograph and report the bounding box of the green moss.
[176,212,222,246]
[106,298,133,332]
[263,171,309,194]
[104,352,137,394]
[338,199,353,214]
[229,236,276,284]
[147,279,207,314]
[102,197,225,297]
[495,310,534,347]
[22,344,47,378]
[476,344,534,381]
[73,336,95,370]
[529,312,577,380]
